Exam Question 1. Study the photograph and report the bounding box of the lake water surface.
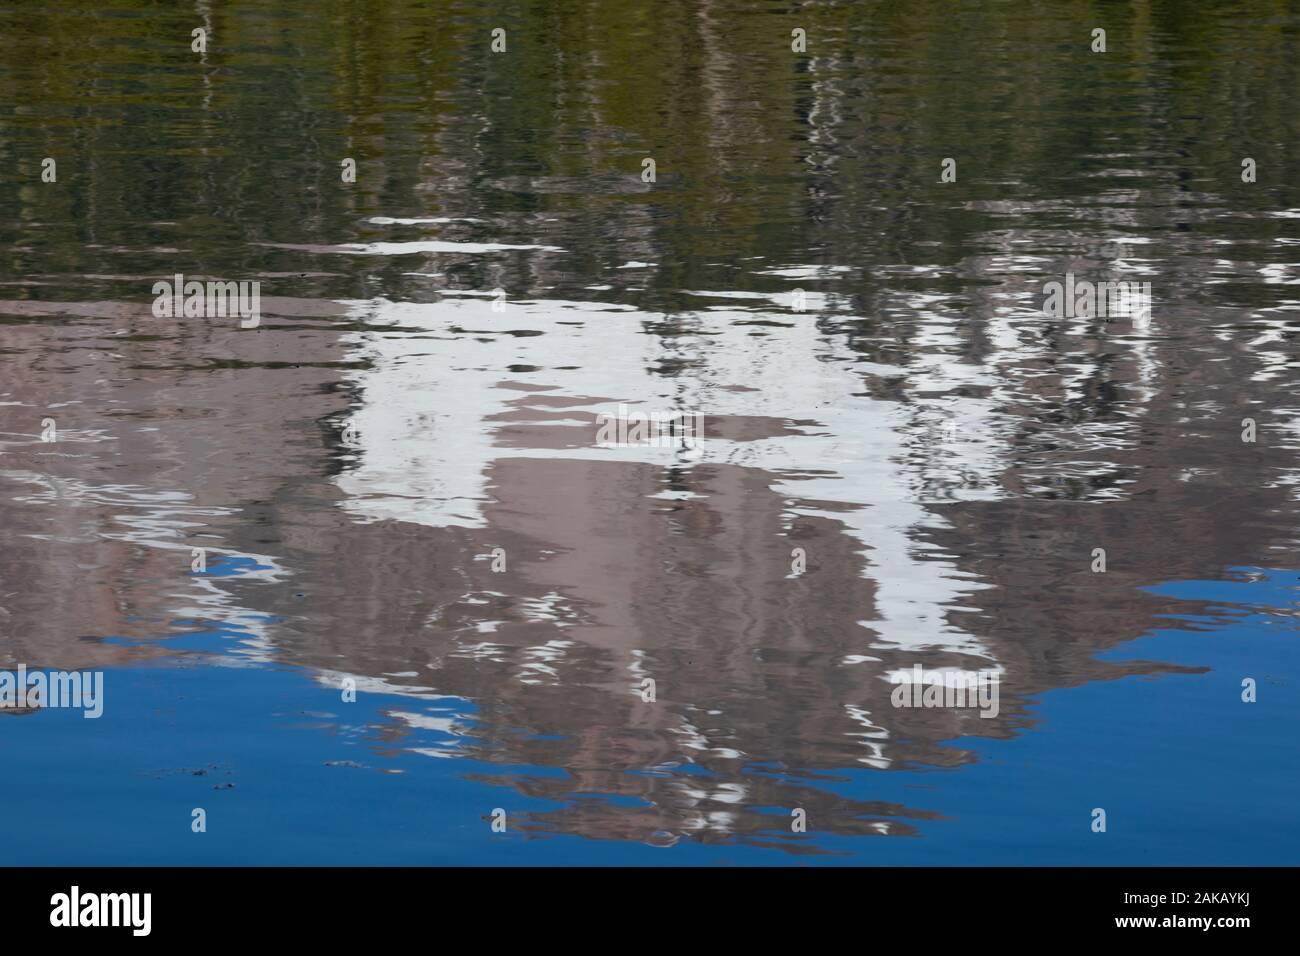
[1,0,1298,864]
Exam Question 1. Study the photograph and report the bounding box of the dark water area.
[1,1,1298,864]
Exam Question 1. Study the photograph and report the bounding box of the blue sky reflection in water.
[0,0,1298,864]
[0,565,1295,865]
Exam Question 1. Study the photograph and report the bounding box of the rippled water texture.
[1,1,1298,864]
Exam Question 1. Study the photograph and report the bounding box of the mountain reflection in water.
[1,0,1297,862]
